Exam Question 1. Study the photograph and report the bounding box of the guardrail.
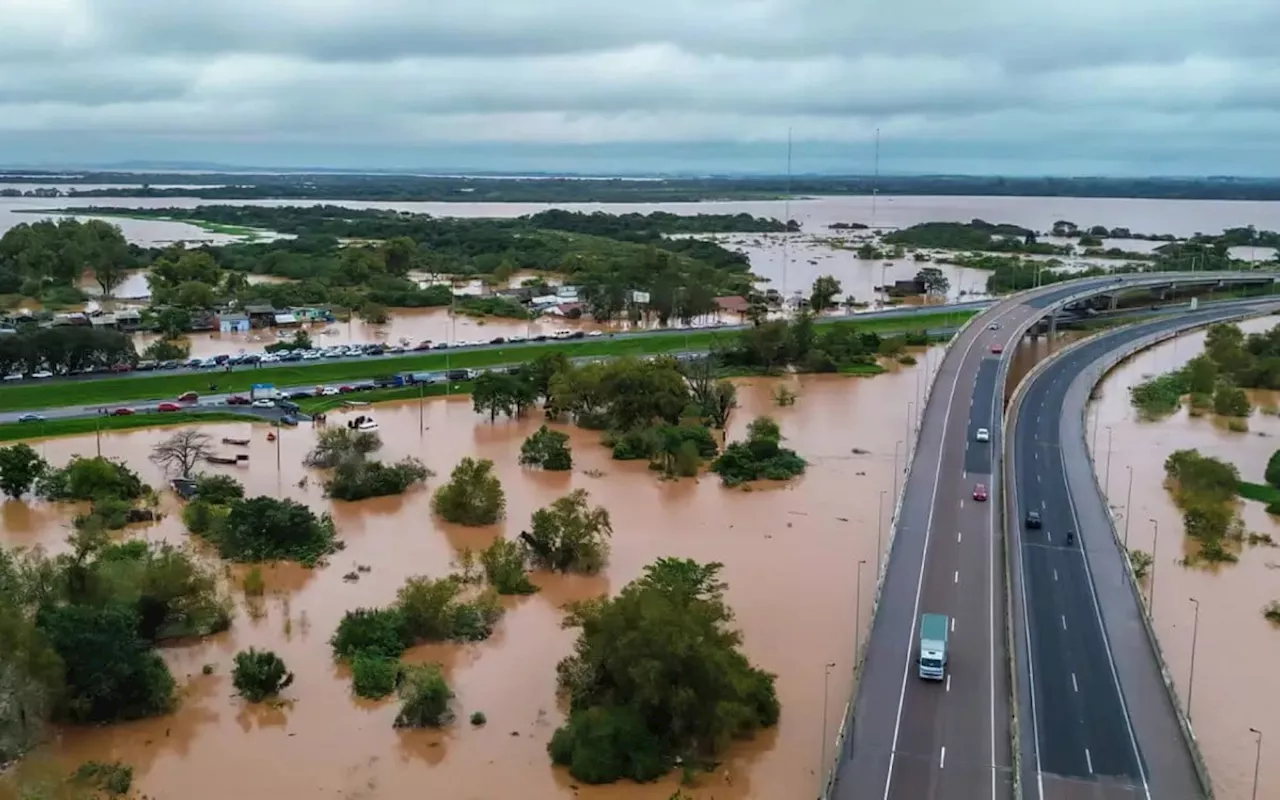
[1004,303,1280,799]
[1063,305,1280,798]
[818,298,989,799]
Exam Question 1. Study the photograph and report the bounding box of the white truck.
[918,612,950,681]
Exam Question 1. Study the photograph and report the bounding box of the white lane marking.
[960,499,965,509]
[954,570,959,584]
[1056,439,1153,800]
[881,302,1025,800]
[1053,569,1058,581]
[957,532,963,543]
[1061,615,1067,630]
[1072,673,1079,692]
[946,674,952,692]
[940,746,947,769]
[1085,748,1094,774]
[950,618,956,633]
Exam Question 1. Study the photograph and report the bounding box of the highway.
[1006,305,1276,800]
[828,271,1275,800]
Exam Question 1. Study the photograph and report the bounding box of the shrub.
[194,473,245,505]
[304,427,383,469]
[470,711,487,726]
[232,648,294,702]
[711,416,806,487]
[520,489,613,575]
[330,607,409,660]
[207,496,339,566]
[1213,383,1252,417]
[520,425,573,471]
[38,455,149,502]
[431,458,505,526]
[479,538,538,595]
[549,705,668,784]
[1265,601,1280,625]
[71,761,133,795]
[393,664,454,727]
[243,566,265,596]
[351,652,400,699]
[325,457,431,501]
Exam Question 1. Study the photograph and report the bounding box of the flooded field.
[1086,317,1280,800]
[0,360,944,799]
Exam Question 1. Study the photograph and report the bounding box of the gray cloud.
[0,0,1277,173]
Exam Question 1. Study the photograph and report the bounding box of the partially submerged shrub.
[232,648,294,702]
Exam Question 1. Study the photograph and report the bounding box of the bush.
[1265,601,1280,625]
[325,457,431,501]
[710,416,806,487]
[394,664,454,727]
[470,711,487,726]
[243,566,265,596]
[194,473,245,505]
[0,443,47,498]
[520,489,612,574]
[351,652,401,699]
[206,496,339,566]
[232,648,294,702]
[1129,371,1189,418]
[548,559,778,785]
[71,760,134,795]
[1266,449,1280,490]
[37,603,175,723]
[304,427,383,469]
[38,455,149,502]
[1213,383,1252,417]
[520,425,573,471]
[330,607,409,660]
[432,457,506,526]
[480,538,538,595]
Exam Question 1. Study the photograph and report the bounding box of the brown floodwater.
[0,356,946,799]
[1086,317,1280,800]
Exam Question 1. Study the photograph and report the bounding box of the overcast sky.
[1,0,1278,176]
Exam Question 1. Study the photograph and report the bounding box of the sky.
[1,0,1279,177]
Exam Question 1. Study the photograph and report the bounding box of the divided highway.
[829,272,1277,800]
[1006,304,1278,800]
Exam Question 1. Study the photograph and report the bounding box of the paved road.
[828,271,1274,800]
[1006,305,1278,800]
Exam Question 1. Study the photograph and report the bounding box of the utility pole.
[871,127,880,230]
[783,128,793,304]
[1124,465,1134,546]
[1187,597,1200,721]
[820,661,837,796]
[877,489,887,576]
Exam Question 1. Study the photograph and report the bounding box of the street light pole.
[1250,727,1263,800]
[1124,466,1134,546]
[906,402,914,454]
[1148,518,1159,618]
[820,661,837,794]
[856,559,867,663]
[877,490,887,575]
[1188,597,1200,721]
[1104,426,1114,496]
[892,440,902,502]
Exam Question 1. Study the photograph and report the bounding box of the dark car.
[1025,510,1042,529]
[226,395,251,405]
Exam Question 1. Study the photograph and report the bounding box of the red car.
[338,385,356,393]
[177,391,199,403]
[157,402,181,412]
[111,407,136,416]
[990,343,1004,355]
[226,395,250,405]
[110,363,133,373]
[973,483,989,502]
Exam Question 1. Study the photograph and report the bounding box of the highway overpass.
[824,271,1276,800]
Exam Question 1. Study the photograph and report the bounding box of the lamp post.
[856,559,867,663]
[1148,518,1159,618]
[1124,466,1134,546]
[1187,597,1200,721]
[892,440,902,502]
[906,402,914,454]
[820,661,837,793]
[877,490,887,575]
[1104,426,1114,496]
[1250,727,1263,800]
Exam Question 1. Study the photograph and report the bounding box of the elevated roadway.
[827,271,1275,800]
[1006,304,1279,799]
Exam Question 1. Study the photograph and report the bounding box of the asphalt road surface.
[827,272,1269,800]
[1007,304,1279,800]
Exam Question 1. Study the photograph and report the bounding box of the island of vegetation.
[8,171,1280,202]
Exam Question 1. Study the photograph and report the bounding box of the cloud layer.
[1,0,1278,174]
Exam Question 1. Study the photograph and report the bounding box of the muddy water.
[1,359,946,799]
[1086,317,1280,800]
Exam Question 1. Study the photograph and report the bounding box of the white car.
[31,370,53,379]
[302,351,322,360]
[252,398,276,408]
[320,386,340,396]
[975,427,990,443]
[260,354,281,363]
[587,331,604,337]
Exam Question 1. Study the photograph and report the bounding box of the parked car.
[338,385,356,393]
[157,402,181,412]
[31,371,53,379]
[110,363,133,373]
[252,398,275,408]
[136,360,157,371]
[17,413,44,423]
[177,391,199,403]
[320,386,340,396]
[111,407,136,416]
[226,395,251,405]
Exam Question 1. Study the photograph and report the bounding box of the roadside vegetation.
[1130,323,1280,420]
[1163,449,1250,564]
[548,558,779,784]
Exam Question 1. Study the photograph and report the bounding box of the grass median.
[0,311,973,413]
[0,411,260,443]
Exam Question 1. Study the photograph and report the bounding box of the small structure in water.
[206,453,250,465]
[347,414,378,432]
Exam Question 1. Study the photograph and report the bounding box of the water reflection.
[1,359,941,799]
[1088,317,1280,800]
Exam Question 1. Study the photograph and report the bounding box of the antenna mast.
[783,128,793,305]
[871,127,880,230]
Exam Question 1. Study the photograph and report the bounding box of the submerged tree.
[0,443,48,498]
[232,648,294,702]
[519,425,573,471]
[431,458,506,526]
[520,490,612,575]
[149,429,215,478]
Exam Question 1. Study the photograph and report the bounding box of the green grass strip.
[0,411,261,443]
[0,311,974,413]
[1237,480,1280,505]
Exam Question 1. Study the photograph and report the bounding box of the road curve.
[1006,304,1277,800]
[827,271,1276,800]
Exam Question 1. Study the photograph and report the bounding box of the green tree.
[232,648,294,702]
[519,489,612,575]
[155,307,192,337]
[1265,449,1280,490]
[431,458,506,526]
[330,607,408,660]
[519,425,573,470]
[809,275,842,312]
[1183,355,1219,395]
[548,558,779,784]
[209,496,338,565]
[175,280,217,309]
[305,427,383,468]
[1212,383,1252,417]
[711,416,806,487]
[0,443,48,498]
[394,664,454,728]
[479,538,537,595]
[382,236,418,276]
[472,371,533,422]
[524,352,571,401]
[193,474,245,505]
[142,336,190,361]
[914,266,950,297]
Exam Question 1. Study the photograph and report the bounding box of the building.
[273,312,299,327]
[714,295,749,315]
[219,312,251,333]
[243,305,278,328]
